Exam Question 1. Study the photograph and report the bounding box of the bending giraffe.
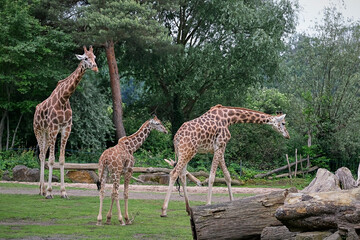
[96,116,168,226]
[161,104,290,217]
[33,46,98,199]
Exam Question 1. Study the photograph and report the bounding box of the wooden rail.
[45,162,172,173]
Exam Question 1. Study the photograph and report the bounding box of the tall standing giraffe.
[161,104,290,217]
[33,46,98,199]
[96,116,168,226]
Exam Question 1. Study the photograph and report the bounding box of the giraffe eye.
[282,123,285,126]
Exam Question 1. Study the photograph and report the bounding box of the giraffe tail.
[96,162,105,191]
[96,180,101,191]
[35,144,40,165]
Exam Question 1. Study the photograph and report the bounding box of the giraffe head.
[76,46,98,72]
[149,116,168,134]
[268,113,290,139]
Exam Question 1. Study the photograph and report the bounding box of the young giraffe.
[33,46,98,199]
[161,104,290,217]
[96,116,168,226]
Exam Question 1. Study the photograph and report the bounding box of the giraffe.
[96,116,168,226]
[160,104,290,217]
[33,46,98,199]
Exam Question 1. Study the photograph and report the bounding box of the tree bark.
[335,167,357,190]
[105,39,126,140]
[301,168,341,193]
[275,188,360,234]
[6,113,9,150]
[190,188,298,240]
[274,166,318,178]
[254,156,319,178]
[0,110,7,151]
[10,113,23,149]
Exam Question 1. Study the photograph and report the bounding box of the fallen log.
[190,188,297,240]
[275,187,360,234]
[335,167,357,190]
[301,168,340,193]
[201,177,243,186]
[254,156,320,178]
[274,166,318,178]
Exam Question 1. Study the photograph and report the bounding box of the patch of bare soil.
[0,181,280,203]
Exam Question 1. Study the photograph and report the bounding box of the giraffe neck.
[52,62,86,105]
[125,120,152,154]
[209,106,273,126]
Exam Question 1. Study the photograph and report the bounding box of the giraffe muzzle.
[92,66,99,72]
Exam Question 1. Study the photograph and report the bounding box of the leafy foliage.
[282,7,360,171]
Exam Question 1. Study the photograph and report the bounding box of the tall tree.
[77,0,170,140]
[0,0,75,150]
[283,7,360,171]
[122,0,297,135]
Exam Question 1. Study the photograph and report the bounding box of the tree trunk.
[6,113,9,150]
[254,156,319,179]
[301,168,341,193]
[190,188,298,240]
[307,129,312,168]
[105,39,126,140]
[335,167,357,190]
[0,110,7,151]
[10,113,23,149]
[275,188,360,234]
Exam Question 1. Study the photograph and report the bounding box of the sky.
[293,0,360,34]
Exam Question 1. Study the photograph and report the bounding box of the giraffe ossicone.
[160,104,290,217]
[96,116,168,226]
[33,46,98,199]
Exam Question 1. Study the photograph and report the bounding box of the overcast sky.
[293,0,360,34]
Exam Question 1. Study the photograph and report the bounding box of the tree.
[77,0,170,140]
[0,0,75,150]
[122,0,297,135]
[283,7,360,171]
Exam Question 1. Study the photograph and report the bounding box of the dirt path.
[0,181,281,203]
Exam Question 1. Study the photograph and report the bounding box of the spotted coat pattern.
[161,104,290,217]
[33,46,98,199]
[96,116,168,226]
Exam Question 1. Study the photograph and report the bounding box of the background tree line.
[1,0,360,174]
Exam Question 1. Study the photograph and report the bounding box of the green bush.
[0,150,39,178]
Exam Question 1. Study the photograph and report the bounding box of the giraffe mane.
[210,104,273,115]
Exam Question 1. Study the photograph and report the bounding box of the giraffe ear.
[276,114,286,121]
[76,54,86,60]
[89,45,93,52]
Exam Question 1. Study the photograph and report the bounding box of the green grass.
[0,193,197,240]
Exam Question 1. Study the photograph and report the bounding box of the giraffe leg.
[161,163,183,217]
[106,174,124,225]
[106,184,115,225]
[179,165,191,215]
[124,166,133,225]
[97,179,105,225]
[207,149,224,205]
[219,159,234,201]
[97,167,107,226]
[59,125,71,199]
[46,130,58,199]
[114,175,125,226]
[35,131,47,196]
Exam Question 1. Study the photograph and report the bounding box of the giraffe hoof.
[160,214,167,217]
[96,221,102,226]
[45,195,53,199]
[61,194,69,199]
